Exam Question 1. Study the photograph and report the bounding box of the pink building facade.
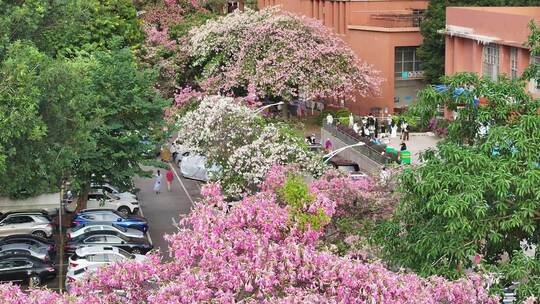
[444,7,540,98]
[258,0,428,115]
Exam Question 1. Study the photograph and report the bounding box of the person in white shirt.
[326,114,333,125]
[353,123,360,134]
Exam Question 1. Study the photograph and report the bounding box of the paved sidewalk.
[134,164,202,259]
[387,132,441,164]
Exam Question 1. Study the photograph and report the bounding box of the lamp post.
[253,101,284,114]
[323,142,366,164]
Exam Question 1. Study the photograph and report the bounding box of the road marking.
[170,164,194,205]
[137,198,153,246]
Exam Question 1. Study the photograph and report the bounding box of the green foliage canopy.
[375,73,540,300]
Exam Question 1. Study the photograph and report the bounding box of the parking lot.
[8,163,202,291]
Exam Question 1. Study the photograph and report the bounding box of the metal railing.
[323,124,389,165]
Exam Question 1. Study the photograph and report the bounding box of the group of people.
[153,169,175,195]
[327,113,411,142]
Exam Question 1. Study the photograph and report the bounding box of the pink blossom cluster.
[0,167,498,303]
[144,26,177,51]
[188,8,383,102]
[173,86,203,107]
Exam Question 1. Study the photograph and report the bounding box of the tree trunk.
[282,99,289,120]
[238,0,244,12]
[74,184,89,213]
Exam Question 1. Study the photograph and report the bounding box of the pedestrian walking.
[404,123,410,141]
[390,122,398,138]
[153,170,162,195]
[326,113,334,125]
[324,138,333,152]
[166,169,174,192]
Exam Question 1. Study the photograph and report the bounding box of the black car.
[0,254,56,287]
[0,234,56,257]
[65,230,153,255]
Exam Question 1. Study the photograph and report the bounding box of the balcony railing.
[350,9,425,29]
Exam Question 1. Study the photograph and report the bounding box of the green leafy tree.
[417,0,537,84]
[0,0,143,58]
[74,46,170,193]
[0,42,94,197]
[374,72,540,300]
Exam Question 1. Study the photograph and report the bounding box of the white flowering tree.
[176,96,322,196]
[224,124,324,196]
[175,96,262,164]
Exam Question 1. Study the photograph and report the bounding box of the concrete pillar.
[445,36,454,75]
[333,1,339,33]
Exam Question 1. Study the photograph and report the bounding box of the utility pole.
[58,180,66,293]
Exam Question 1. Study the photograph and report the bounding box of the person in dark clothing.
[374,119,379,138]
[400,142,407,151]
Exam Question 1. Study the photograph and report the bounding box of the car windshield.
[111,223,127,232]
[74,268,87,275]
[70,224,86,232]
[337,165,358,174]
[117,248,133,259]
[105,192,120,200]
[30,244,41,251]
[104,185,119,194]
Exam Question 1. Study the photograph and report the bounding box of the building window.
[531,55,540,91]
[482,44,499,81]
[395,47,423,79]
[510,47,518,79]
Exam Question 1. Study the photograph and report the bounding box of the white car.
[67,245,147,272]
[90,184,137,200]
[180,154,222,182]
[67,222,144,240]
[65,265,100,293]
[86,191,139,216]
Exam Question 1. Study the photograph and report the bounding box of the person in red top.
[165,169,174,192]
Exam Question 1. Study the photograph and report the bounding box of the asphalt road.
[134,163,201,259]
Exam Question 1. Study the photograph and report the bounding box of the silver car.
[0,214,53,238]
[0,243,51,262]
[67,222,144,240]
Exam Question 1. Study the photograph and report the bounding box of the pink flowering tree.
[0,166,499,303]
[185,7,382,107]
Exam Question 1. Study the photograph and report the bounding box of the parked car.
[0,243,51,262]
[0,212,54,238]
[71,209,148,233]
[180,154,222,182]
[0,234,55,257]
[65,265,99,293]
[86,191,139,216]
[90,183,137,200]
[67,222,144,240]
[68,245,147,272]
[0,254,56,287]
[65,230,153,255]
[326,156,368,180]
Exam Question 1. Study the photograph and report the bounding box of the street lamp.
[323,142,366,164]
[253,101,284,114]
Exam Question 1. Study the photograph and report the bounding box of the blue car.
[71,209,148,233]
